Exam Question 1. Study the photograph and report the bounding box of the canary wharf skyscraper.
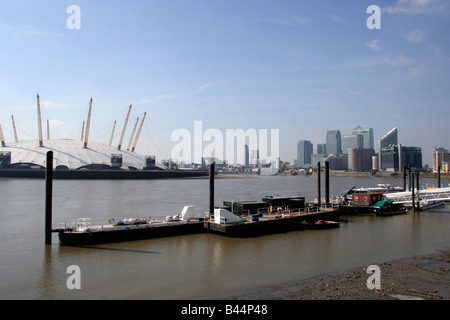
[326,130,342,156]
[378,128,398,170]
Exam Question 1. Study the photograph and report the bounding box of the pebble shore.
[230,249,450,300]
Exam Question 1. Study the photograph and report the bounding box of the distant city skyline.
[1,1,449,167]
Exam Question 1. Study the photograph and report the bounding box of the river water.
[0,175,449,299]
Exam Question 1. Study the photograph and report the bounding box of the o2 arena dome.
[0,139,160,171]
[0,95,207,179]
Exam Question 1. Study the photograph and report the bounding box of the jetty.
[206,206,339,237]
[45,156,339,245]
[57,206,206,246]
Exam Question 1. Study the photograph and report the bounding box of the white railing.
[385,187,450,204]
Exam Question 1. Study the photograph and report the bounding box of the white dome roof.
[0,139,161,170]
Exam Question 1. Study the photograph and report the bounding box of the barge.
[371,200,408,216]
[206,204,339,237]
[58,206,206,245]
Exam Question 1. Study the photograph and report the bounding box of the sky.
[0,0,449,166]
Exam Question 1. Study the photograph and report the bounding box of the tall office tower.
[380,146,400,172]
[401,146,422,170]
[296,140,313,168]
[342,134,363,155]
[317,143,327,156]
[352,126,374,150]
[251,149,260,167]
[326,130,342,156]
[379,127,398,149]
[378,128,398,170]
[244,144,249,167]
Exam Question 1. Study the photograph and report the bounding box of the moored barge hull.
[206,210,339,238]
[58,222,206,246]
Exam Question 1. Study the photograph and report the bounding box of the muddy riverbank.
[230,249,450,300]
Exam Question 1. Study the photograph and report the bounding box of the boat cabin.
[351,192,384,206]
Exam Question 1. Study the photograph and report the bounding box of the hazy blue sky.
[0,0,449,165]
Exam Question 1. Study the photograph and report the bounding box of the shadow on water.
[58,244,161,255]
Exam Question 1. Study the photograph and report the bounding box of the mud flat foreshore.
[229,249,450,300]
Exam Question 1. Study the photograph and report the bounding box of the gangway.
[385,187,450,204]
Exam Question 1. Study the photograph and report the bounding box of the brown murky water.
[1,176,449,299]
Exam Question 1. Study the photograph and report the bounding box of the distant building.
[245,144,249,167]
[325,154,347,170]
[352,126,374,150]
[342,134,363,155]
[312,154,326,169]
[379,127,398,149]
[378,128,398,170]
[372,156,379,171]
[381,146,400,172]
[295,140,313,168]
[401,146,422,171]
[317,143,327,156]
[326,130,342,156]
[250,149,260,167]
[381,145,422,172]
[433,147,450,173]
[348,148,374,171]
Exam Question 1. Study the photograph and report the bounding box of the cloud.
[367,39,382,51]
[40,100,72,109]
[154,91,190,101]
[405,29,425,43]
[0,24,61,39]
[409,63,427,77]
[384,0,449,14]
[234,13,307,27]
[11,100,72,110]
[271,16,307,26]
[133,99,151,105]
[345,54,412,68]
[195,79,234,93]
[48,119,65,127]
[328,15,344,23]
[426,44,447,60]
[136,79,235,104]
[196,83,214,93]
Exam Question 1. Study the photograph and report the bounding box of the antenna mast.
[11,115,18,143]
[109,120,117,146]
[131,112,147,152]
[47,120,50,140]
[83,98,93,148]
[37,94,44,147]
[118,105,132,150]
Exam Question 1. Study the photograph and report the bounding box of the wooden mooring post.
[45,151,53,245]
[317,162,321,208]
[325,161,330,207]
